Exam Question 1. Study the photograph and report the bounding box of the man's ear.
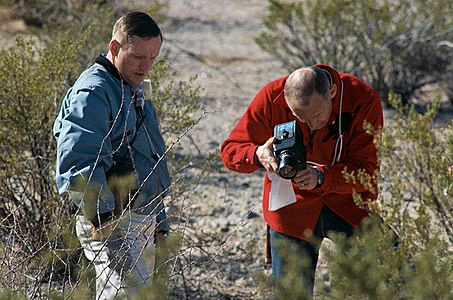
[329,84,338,99]
[109,40,121,57]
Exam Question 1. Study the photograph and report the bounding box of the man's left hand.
[294,165,318,190]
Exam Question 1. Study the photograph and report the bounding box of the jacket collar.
[96,54,144,94]
[96,54,122,81]
[315,64,353,114]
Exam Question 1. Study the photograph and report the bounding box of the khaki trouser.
[75,212,156,300]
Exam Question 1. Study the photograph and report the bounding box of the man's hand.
[256,137,279,173]
[293,165,318,190]
[91,218,122,242]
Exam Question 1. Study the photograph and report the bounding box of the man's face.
[286,93,333,131]
[113,35,161,85]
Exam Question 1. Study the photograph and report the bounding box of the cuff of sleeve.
[247,146,261,167]
[315,166,324,188]
[318,166,336,192]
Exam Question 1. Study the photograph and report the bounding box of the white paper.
[268,172,297,211]
[136,79,152,109]
[141,79,153,101]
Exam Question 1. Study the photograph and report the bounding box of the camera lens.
[279,164,296,179]
[278,151,298,179]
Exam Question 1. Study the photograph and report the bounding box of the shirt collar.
[95,53,122,82]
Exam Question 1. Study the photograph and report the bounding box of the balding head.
[284,67,332,106]
[284,67,337,130]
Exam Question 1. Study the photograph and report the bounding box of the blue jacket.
[54,55,170,231]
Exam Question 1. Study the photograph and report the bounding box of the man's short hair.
[284,66,331,106]
[112,11,162,44]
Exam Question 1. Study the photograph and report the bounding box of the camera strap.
[331,80,344,166]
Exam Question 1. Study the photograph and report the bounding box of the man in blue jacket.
[54,11,171,299]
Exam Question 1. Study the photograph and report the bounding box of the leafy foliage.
[326,219,452,299]
[0,2,207,298]
[0,34,83,240]
[256,0,453,106]
[378,95,452,246]
[321,96,452,299]
[0,33,86,298]
[149,58,204,140]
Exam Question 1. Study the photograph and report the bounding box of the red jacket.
[220,64,383,240]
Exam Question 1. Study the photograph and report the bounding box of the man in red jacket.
[220,64,383,296]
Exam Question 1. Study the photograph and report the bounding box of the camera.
[273,120,307,179]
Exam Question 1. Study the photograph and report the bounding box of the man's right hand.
[255,137,279,173]
[91,218,122,242]
[89,210,119,242]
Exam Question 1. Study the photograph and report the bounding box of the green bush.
[0,4,207,298]
[256,0,453,107]
[325,218,451,299]
[0,34,83,237]
[327,97,452,299]
[0,33,85,298]
[378,95,452,246]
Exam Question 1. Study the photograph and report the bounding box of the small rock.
[233,217,243,225]
[320,271,330,282]
[248,262,264,272]
[218,176,229,183]
[219,219,230,232]
[247,211,259,219]
[210,207,225,216]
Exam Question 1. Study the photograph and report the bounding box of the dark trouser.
[269,205,355,298]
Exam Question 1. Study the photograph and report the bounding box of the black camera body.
[273,120,307,179]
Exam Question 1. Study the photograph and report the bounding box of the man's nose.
[140,61,153,72]
[299,118,313,129]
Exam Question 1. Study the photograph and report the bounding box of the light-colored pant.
[75,212,156,300]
